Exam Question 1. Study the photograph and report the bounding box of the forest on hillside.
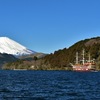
[43,37,100,70]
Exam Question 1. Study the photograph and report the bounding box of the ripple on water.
[0,70,100,100]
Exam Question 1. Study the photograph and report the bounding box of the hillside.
[0,53,18,69]
[3,37,100,70]
[3,53,47,70]
[43,37,100,70]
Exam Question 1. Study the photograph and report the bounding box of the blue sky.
[0,0,100,53]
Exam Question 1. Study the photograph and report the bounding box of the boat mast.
[76,52,78,64]
[88,53,91,63]
[82,49,85,65]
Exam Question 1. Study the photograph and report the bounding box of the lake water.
[0,70,100,100]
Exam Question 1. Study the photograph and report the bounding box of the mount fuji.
[0,37,36,56]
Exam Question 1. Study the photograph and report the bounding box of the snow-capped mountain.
[0,37,36,56]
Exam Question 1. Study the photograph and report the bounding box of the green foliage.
[33,56,38,61]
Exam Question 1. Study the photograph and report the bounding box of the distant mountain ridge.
[0,37,36,56]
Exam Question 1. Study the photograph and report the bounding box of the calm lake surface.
[0,70,100,100]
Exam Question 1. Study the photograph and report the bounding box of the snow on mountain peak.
[0,37,36,56]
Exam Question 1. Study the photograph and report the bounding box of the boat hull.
[72,65,92,72]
